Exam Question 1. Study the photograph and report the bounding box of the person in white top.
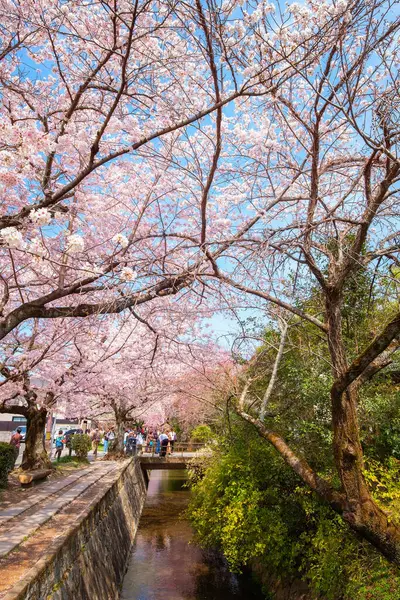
[136,432,144,454]
[104,427,116,454]
[169,430,177,454]
[124,430,129,451]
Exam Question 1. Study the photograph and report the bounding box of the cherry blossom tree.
[72,316,230,453]
[164,349,235,433]
[0,0,247,337]
[0,318,92,468]
[0,0,353,342]
[0,296,204,465]
[199,0,400,566]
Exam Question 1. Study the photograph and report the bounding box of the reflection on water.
[121,470,265,600]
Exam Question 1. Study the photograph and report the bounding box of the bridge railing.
[141,441,207,458]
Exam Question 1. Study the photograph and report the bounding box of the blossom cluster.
[112,233,129,248]
[0,227,25,249]
[120,267,137,282]
[66,234,85,254]
[29,237,46,257]
[30,207,52,227]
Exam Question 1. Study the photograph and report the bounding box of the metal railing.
[138,441,207,458]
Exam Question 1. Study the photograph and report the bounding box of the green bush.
[0,442,16,487]
[187,419,400,598]
[71,434,92,459]
[190,424,213,443]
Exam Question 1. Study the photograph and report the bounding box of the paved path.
[0,468,94,525]
[0,461,118,558]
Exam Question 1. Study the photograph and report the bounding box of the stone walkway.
[0,467,92,525]
[0,461,118,559]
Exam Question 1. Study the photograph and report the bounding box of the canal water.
[121,469,266,600]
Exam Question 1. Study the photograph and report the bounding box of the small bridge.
[138,443,206,472]
[139,455,193,470]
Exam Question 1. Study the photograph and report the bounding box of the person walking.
[169,430,177,454]
[9,428,23,468]
[136,431,144,455]
[104,427,115,454]
[155,430,161,455]
[103,429,110,454]
[55,429,64,462]
[124,429,129,450]
[126,432,137,457]
[159,432,169,457]
[91,428,101,459]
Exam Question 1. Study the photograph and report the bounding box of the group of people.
[54,426,178,459]
[9,425,178,465]
[157,430,177,457]
[90,427,116,457]
[52,427,115,460]
[52,427,109,460]
[90,426,178,458]
[124,428,177,457]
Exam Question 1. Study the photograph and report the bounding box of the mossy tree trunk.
[21,407,51,470]
[107,401,127,457]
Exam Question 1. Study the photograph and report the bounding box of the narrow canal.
[121,469,265,600]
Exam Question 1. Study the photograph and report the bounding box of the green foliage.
[360,384,400,461]
[190,424,213,443]
[186,265,400,597]
[52,455,90,468]
[166,416,183,437]
[242,266,400,471]
[0,442,16,487]
[346,562,400,600]
[188,420,308,575]
[187,420,400,599]
[187,451,214,485]
[71,434,92,458]
[363,457,400,521]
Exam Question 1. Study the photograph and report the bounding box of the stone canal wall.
[5,458,147,600]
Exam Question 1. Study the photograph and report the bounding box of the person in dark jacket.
[159,432,169,457]
[126,432,137,456]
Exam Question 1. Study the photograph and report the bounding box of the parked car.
[13,425,27,442]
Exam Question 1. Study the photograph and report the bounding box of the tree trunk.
[260,318,288,421]
[326,289,400,563]
[21,408,52,470]
[107,409,125,457]
[331,382,400,562]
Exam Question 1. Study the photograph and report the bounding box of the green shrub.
[187,419,400,598]
[0,442,16,487]
[71,434,92,459]
[190,424,213,443]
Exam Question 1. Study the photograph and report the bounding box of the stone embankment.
[0,458,147,600]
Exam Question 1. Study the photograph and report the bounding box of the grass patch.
[52,456,90,469]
